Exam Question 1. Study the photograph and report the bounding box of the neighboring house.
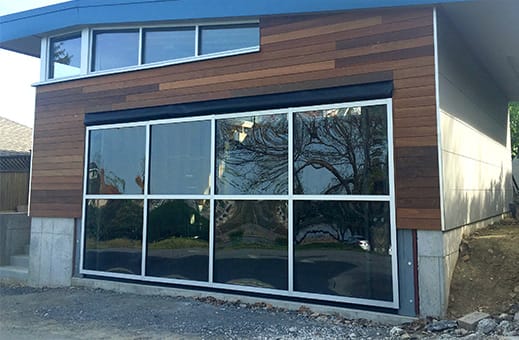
[0,0,517,318]
[0,117,32,211]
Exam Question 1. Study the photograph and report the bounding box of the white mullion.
[80,28,90,75]
[79,127,92,274]
[292,195,391,202]
[386,99,399,307]
[208,116,216,283]
[141,123,151,278]
[40,37,48,81]
[147,194,211,200]
[287,109,294,293]
[84,194,144,200]
[195,25,200,56]
[138,27,144,65]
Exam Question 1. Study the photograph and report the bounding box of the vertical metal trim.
[141,123,151,277]
[79,127,91,274]
[208,116,216,283]
[40,37,48,81]
[412,229,420,315]
[287,110,294,293]
[138,27,144,65]
[433,7,446,231]
[386,98,400,308]
[195,25,200,56]
[80,28,90,75]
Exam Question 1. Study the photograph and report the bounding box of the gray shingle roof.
[0,117,32,156]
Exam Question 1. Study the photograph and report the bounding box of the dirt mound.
[447,219,519,318]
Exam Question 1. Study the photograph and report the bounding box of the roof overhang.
[1,0,470,57]
[440,0,519,100]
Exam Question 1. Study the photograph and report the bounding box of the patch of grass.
[86,238,141,249]
[148,237,208,250]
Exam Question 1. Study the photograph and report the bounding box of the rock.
[498,313,510,320]
[426,320,458,332]
[462,255,470,261]
[497,320,513,334]
[458,311,490,330]
[288,327,297,333]
[514,285,519,293]
[477,318,497,334]
[454,328,468,336]
[514,312,519,322]
[389,326,404,338]
[488,248,494,254]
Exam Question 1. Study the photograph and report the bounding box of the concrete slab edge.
[71,277,416,325]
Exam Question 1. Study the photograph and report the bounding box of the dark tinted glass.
[49,34,81,79]
[200,24,259,55]
[83,199,143,275]
[87,126,146,195]
[294,105,388,195]
[215,114,288,194]
[150,121,211,194]
[214,200,288,289]
[146,199,209,281]
[293,200,392,301]
[143,27,196,63]
[92,30,139,71]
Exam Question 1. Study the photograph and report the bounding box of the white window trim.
[79,98,399,309]
[38,20,260,85]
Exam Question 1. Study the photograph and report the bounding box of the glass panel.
[150,121,211,194]
[87,126,146,195]
[214,200,288,290]
[92,30,139,71]
[294,105,388,195]
[215,114,288,195]
[83,199,143,275]
[143,27,196,64]
[146,199,209,281]
[293,200,393,301]
[49,34,81,79]
[200,24,259,55]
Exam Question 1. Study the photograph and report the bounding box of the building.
[0,0,517,317]
[0,117,32,212]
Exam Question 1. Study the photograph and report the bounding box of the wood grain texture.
[31,7,441,230]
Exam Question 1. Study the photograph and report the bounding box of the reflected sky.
[92,30,139,71]
[150,121,211,194]
[143,28,196,63]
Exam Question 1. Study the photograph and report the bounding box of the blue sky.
[0,1,70,128]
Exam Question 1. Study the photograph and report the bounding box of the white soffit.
[441,0,519,101]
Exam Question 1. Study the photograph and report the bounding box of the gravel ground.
[0,282,392,340]
[1,281,518,339]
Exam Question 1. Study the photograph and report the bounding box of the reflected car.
[358,240,371,251]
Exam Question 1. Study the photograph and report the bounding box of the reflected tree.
[216,114,288,194]
[294,105,388,195]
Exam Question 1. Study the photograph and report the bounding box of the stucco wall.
[437,13,512,230]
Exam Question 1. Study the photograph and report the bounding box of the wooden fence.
[0,172,30,212]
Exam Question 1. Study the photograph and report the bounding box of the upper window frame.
[40,20,260,83]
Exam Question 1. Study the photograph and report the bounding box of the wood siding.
[31,7,441,230]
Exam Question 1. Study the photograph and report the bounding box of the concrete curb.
[71,277,416,325]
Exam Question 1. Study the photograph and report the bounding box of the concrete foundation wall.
[417,214,504,317]
[437,12,512,230]
[0,212,30,265]
[29,217,75,287]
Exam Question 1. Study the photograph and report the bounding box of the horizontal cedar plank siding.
[30,7,441,230]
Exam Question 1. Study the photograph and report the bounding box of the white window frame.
[39,20,260,83]
[80,98,399,309]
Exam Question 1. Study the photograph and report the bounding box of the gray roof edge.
[1,0,474,57]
